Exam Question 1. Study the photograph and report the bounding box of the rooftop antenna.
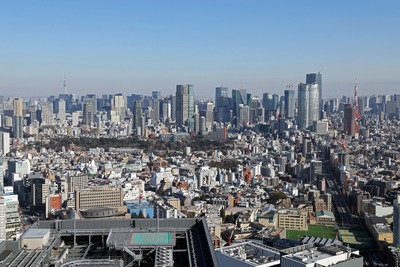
[286,83,293,88]
[64,72,67,94]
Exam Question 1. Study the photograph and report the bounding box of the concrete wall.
[0,239,20,254]
[21,231,50,249]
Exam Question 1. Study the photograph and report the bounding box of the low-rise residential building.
[155,201,186,219]
[257,210,278,228]
[166,197,181,211]
[315,210,336,226]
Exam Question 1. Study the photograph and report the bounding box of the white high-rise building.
[57,99,66,122]
[306,72,323,118]
[309,83,319,124]
[41,101,54,126]
[0,131,10,156]
[297,82,319,129]
[112,95,125,120]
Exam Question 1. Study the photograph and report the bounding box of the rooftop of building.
[369,215,388,225]
[22,228,50,239]
[374,224,392,234]
[315,210,334,218]
[281,244,361,265]
[216,241,281,266]
[1,218,218,267]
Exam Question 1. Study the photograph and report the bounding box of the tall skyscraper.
[59,93,74,113]
[297,83,319,129]
[262,93,271,111]
[83,102,95,126]
[262,93,272,120]
[215,87,231,123]
[152,91,161,100]
[170,95,176,122]
[250,97,264,124]
[215,87,229,109]
[343,104,359,136]
[306,73,322,118]
[126,94,142,112]
[12,98,25,138]
[271,94,279,111]
[55,99,66,122]
[298,84,310,129]
[238,104,250,126]
[151,99,160,123]
[309,83,319,123]
[176,84,195,132]
[111,95,125,119]
[133,101,142,132]
[41,102,54,126]
[198,101,214,132]
[160,98,171,122]
[13,98,23,117]
[0,96,4,127]
[284,90,295,118]
[262,93,279,120]
[12,116,24,139]
[0,132,10,156]
[232,89,250,126]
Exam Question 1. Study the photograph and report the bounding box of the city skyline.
[0,1,399,97]
[0,79,394,100]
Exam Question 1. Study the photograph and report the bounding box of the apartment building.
[75,187,123,210]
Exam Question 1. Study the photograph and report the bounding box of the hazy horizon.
[1,1,399,98]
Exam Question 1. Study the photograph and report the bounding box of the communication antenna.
[64,72,67,94]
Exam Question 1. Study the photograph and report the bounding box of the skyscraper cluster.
[8,72,384,141]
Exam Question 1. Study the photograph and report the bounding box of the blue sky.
[0,1,399,98]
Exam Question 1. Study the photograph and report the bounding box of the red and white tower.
[353,78,361,119]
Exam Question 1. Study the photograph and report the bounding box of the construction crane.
[227,216,239,246]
